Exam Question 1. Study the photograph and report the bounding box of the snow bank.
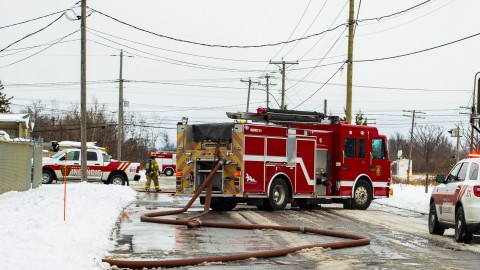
[0,183,136,270]
[374,184,431,214]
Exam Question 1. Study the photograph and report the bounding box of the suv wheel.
[455,206,473,243]
[428,202,445,235]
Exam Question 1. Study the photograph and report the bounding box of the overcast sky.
[2,0,479,144]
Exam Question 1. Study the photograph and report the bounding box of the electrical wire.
[90,8,348,49]
[283,0,330,58]
[357,0,433,24]
[87,34,266,73]
[0,30,79,68]
[0,9,68,29]
[0,12,66,53]
[270,0,313,60]
[87,28,267,63]
[355,31,480,63]
[293,62,346,109]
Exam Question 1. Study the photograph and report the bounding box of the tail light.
[176,171,182,177]
[234,171,241,178]
[136,166,140,173]
[474,186,480,197]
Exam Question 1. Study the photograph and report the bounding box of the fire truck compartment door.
[315,149,329,195]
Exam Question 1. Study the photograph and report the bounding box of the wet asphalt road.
[106,177,480,269]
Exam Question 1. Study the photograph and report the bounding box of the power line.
[357,0,433,24]
[294,62,346,109]
[270,0,313,60]
[355,31,480,63]
[0,30,79,68]
[0,9,69,29]
[90,8,348,49]
[87,28,267,63]
[0,12,66,53]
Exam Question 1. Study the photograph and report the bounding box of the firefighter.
[145,154,161,192]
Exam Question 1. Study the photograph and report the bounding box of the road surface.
[106,177,480,269]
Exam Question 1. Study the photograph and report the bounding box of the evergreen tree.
[0,80,13,113]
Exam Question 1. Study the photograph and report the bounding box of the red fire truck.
[176,108,392,211]
[151,152,177,176]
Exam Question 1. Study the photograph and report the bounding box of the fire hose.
[103,159,371,269]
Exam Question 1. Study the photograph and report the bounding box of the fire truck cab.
[176,108,391,211]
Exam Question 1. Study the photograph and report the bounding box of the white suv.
[429,158,480,243]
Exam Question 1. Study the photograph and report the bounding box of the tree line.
[23,98,174,163]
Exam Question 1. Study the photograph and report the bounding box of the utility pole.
[240,78,259,112]
[324,99,327,115]
[118,49,124,161]
[80,0,87,182]
[258,73,277,108]
[448,125,462,162]
[345,0,355,124]
[403,110,426,184]
[269,60,298,110]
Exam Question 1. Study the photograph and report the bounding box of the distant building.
[391,159,412,179]
[0,113,33,140]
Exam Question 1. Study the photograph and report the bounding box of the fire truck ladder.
[227,107,340,124]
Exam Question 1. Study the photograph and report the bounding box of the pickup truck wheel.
[455,206,473,243]
[42,169,54,184]
[428,202,445,235]
[164,168,174,177]
[352,179,372,210]
[110,174,126,186]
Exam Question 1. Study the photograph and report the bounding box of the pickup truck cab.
[42,149,141,185]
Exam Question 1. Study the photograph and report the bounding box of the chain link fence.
[0,140,43,195]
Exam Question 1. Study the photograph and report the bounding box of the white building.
[391,159,412,179]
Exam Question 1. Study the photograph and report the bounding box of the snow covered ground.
[0,183,430,270]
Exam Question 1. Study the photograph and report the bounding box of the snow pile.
[0,183,136,270]
[374,184,431,214]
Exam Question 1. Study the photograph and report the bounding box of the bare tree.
[160,130,175,151]
[414,125,445,193]
[388,132,408,161]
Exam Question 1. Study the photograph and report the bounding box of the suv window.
[446,162,466,182]
[469,162,479,180]
[457,163,468,182]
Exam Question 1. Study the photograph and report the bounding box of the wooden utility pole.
[241,78,259,112]
[269,60,298,110]
[403,110,426,184]
[259,73,277,108]
[118,49,124,160]
[80,0,87,181]
[345,0,355,124]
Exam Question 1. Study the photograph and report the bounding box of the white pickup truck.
[42,148,141,185]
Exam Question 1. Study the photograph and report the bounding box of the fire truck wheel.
[351,179,372,210]
[110,174,126,186]
[164,169,174,177]
[428,202,445,235]
[42,169,54,184]
[266,178,290,211]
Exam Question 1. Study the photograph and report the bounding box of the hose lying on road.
[103,160,371,269]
